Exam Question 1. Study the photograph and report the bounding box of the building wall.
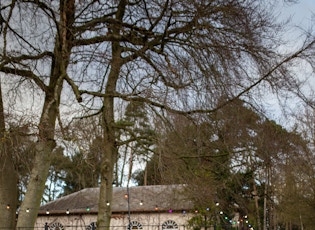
[35,212,194,230]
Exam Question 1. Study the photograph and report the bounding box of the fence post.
[92,222,96,230]
[44,223,49,230]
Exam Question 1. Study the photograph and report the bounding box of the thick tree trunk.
[16,73,60,229]
[16,1,75,228]
[97,2,126,229]
[97,136,115,229]
[0,151,17,229]
[97,50,123,230]
[16,140,56,229]
[0,81,18,229]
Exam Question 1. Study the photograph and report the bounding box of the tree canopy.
[133,99,315,229]
[0,1,315,230]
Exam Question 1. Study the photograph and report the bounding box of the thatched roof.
[39,185,194,215]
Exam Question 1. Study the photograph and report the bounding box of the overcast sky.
[282,0,315,29]
[252,1,315,126]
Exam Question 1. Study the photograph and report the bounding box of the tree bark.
[97,40,123,230]
[97,1,126,229]
[0,81,18,229]
[16,0,75,228]
[253,181,262,230]
[16,66,61,228]
[16,140,56,229]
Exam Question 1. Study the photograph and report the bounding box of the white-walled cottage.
[35,185,196,230]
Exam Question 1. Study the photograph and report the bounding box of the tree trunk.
[0,81,18,229]
[0,151,17,229]
[253,180,262,230]
[97,1,126,229]
[16,0,75,227]
[16,140,56,229]
[97,46,123,230]
[16,72,60,229]
[263,167,269,230]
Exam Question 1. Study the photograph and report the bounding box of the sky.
[281,0,315,33]
[258,0,315,126]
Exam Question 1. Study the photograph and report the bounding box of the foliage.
[1,0,315,229]
[133,99,314,229]
[116,101,156,186]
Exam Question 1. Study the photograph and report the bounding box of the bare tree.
[1,1,315,229]
[0,0,75,228]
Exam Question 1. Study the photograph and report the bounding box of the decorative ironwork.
[49,222,64,230]
[162,220,178,229]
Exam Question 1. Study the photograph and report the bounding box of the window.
[86,222,97,230]
[162,220,178,230]
[49,222,64,230]
[127,221,143,230]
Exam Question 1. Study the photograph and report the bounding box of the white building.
[36,185,196,230]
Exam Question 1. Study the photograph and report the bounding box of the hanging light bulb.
[106,201,110,206]
[139,200,143,206]
[26,208,30,213]
[66,209,69,214]
[46,209,49,215]
[6,204,10,210]
[155,205,159,211]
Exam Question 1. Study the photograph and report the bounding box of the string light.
[0,198,101,214]
[1,197,237,223]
